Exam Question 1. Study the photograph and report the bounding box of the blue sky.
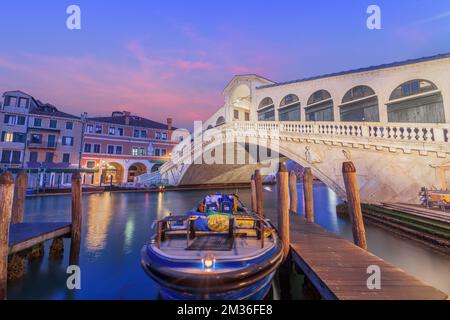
[0,0,449,128]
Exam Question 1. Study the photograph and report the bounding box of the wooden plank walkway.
[289,214,449,300]
[8,222,72,255]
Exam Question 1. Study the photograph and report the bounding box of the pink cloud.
[0,26,291,129]
[174,60,213,71]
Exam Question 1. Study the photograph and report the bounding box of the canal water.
[8,184,450,299]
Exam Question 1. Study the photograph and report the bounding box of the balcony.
[27,141,58,149]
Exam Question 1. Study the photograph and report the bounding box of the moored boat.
[141,193,284,300]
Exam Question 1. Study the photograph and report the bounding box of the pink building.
[81,111,183,185]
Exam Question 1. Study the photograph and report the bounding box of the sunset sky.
[1,0,450,129]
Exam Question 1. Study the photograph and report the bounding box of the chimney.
[167,118,173,130]
[124,111,131,125]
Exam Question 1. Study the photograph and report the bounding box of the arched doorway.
[340,85,379,122]
[388,79,445,123]
[306,90,334,121]
[257,97,275,121]
[128,163,147,182]
[230,84,251,121]
[101,162,124,185]
[151,163,163,172]
[279,94,300,121]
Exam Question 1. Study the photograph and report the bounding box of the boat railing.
[154,214,269,249]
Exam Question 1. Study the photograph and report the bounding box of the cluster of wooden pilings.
[0,170,83,300]
[251,162,367,251]
[250,161,368,299]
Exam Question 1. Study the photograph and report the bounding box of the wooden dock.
[8,222,71,255]
[1,171,82,300]
[289,214,448,300]
[263,162,450,301]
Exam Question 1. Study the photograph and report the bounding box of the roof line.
[224,74,276,93]
[256,52,450,90]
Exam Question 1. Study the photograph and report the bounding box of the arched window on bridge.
[340,85,379,122]
[305,90,334,121]
[257,97,275,121]
[279,94,300,121]
[387,79,445,123]
[216,116,225,126]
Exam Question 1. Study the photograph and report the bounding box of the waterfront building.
[0,90,84,188]
[81,111,183,185]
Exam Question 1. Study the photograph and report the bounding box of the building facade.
[1,91,185,187]
[80,111,183,185]
[0,91,84,188]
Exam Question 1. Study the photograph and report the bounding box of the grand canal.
[8,184,450,299]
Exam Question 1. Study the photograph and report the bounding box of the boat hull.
[157,271,275,300]
[141,236,283,300]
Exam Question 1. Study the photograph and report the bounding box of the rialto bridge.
[141,53,450,204]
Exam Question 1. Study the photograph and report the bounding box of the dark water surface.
[8,184,450,299]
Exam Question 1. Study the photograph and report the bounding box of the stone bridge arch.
[160,121,449,204]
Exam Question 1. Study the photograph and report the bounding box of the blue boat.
[141,194,284,300]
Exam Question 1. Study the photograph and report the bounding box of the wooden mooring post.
[12,170,28,225]
[289,170,298,214]
[277,163,290,258]
[250,174,257,213]
[0,172,14,300]
[277,162,291,299]
[303,167,314,223]
[342,161,367,250]
[254,169,264,218]
[69,172,82,265]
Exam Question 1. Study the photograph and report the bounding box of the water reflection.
[86,193,114,253]
[124,216,135,254]
[8,186,450,299]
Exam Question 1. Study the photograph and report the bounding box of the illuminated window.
[2,132,13,142]
[86,124,93,133]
